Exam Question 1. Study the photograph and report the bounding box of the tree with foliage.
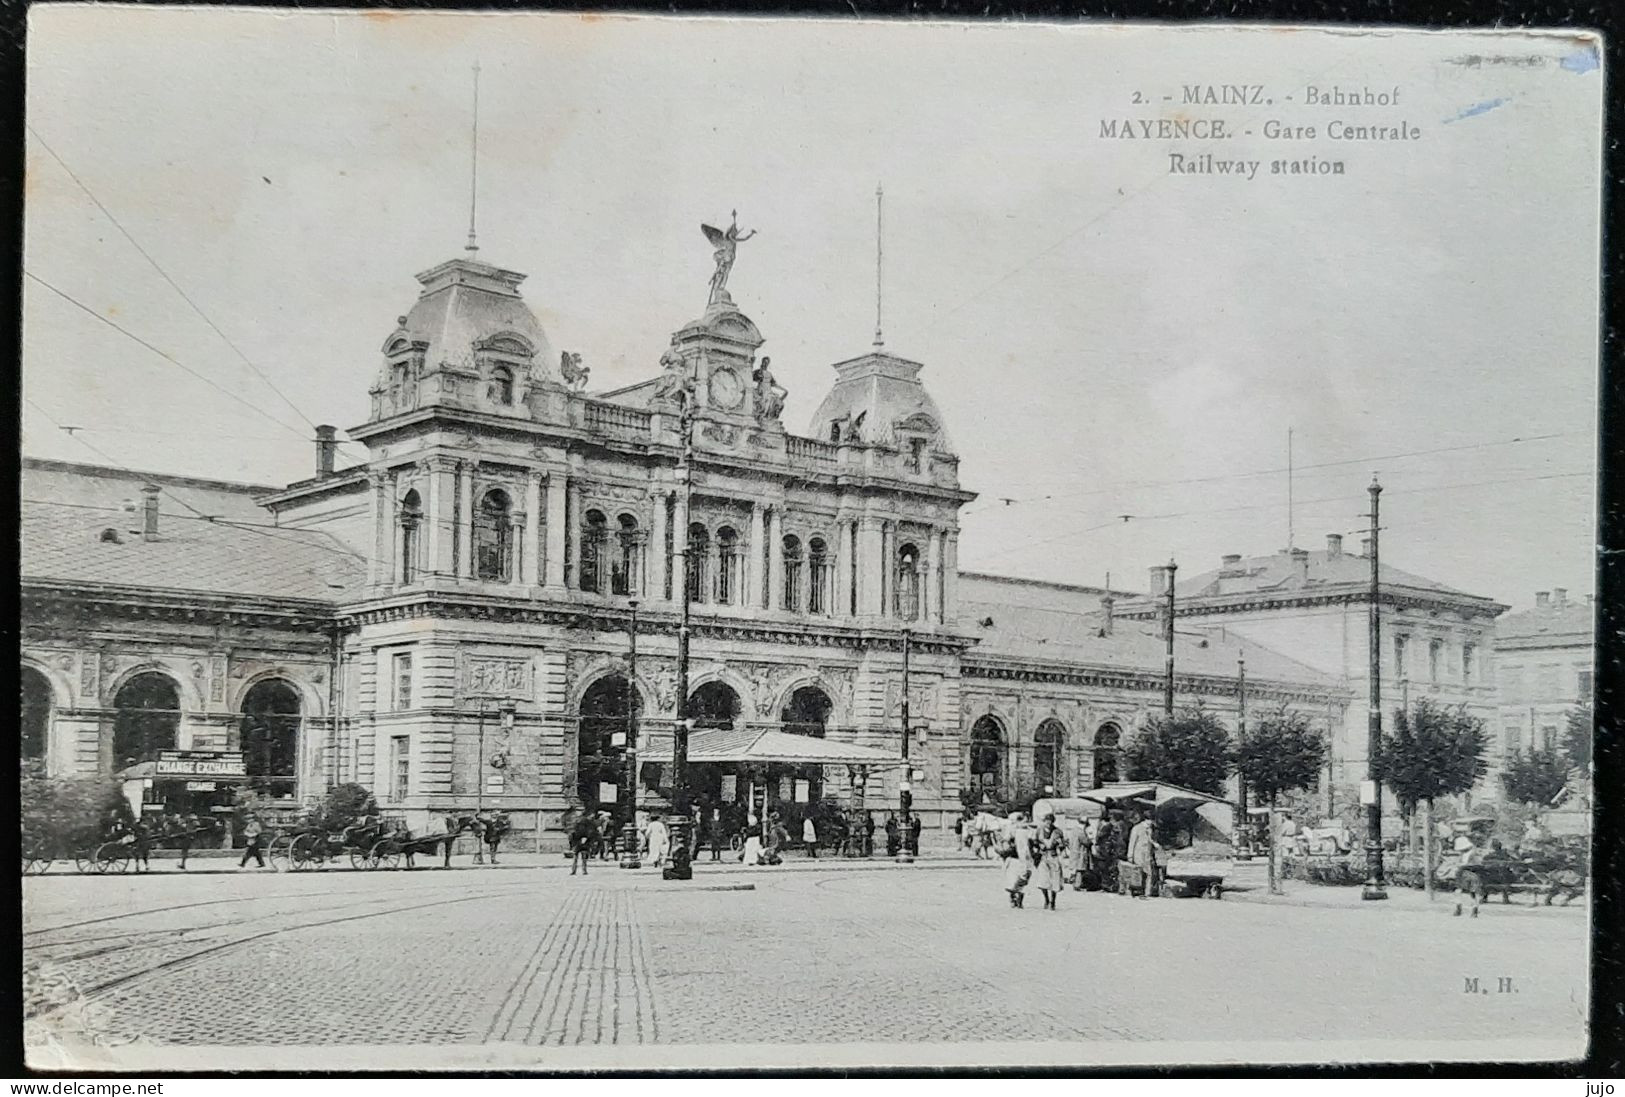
[1562,703,1592,777]
[1125,706,1232,797]
[1500,747,1570,816]
[307,782,378,832]
[21,773,132,857]
[1233,708,1328,894]
[1372,699,1489,900]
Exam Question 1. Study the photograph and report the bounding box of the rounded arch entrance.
[1093,722,1124,784]
[968,715,1006,806]
[21,665,52,767]
[1033,719,1066,796]
[688,680,740,730]
[578,674,640,813]
[241,678,302,798]
[780,686,832,737]
[112,672,182,771]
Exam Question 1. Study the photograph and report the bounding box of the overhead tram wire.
[958,430,1590,519]
[25,125,362,454]
[961,469,1595,567]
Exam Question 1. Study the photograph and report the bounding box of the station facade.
[20,244,1351,849]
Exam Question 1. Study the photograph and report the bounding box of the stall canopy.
[654,727,904,767]
[1079,781,1230,811]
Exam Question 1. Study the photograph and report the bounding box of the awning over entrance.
[1078,781,1229,810]
[653,727,904,767]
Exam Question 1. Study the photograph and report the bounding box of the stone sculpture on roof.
[559,351,589,392]
[751,357,786,423]
[702,212,756,306]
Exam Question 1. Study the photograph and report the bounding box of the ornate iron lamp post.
[897,627,915,863]
[620,598,642,868]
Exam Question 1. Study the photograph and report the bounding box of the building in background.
[1492,589,1594,761]
[1117,539,1507,817]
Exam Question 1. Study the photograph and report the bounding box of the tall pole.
[465,62,480,255]
[1287,427,1294,551]
[1237,652,1248,823]
[670,362,696,858]
[1163,559,1178,716]
[897,627,914,863]
[873,182,885,349]
[476,704,486,813]
[621,599,642,869]
[1362,475,1388,900]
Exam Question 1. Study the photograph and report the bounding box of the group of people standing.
[998,801,1160,910]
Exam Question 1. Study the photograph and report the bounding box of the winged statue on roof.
[702,211,756,306]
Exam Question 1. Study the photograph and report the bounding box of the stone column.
[509,511,527,586]
[942,531,960,626]
[649,489,669,603]
[381,470,400,588]
[455,461,474,579]
[880,520,894,618]
[565,480,581,589]
[918,525,934,625]
[857,517,884,618]
[767,507,785,612]
[526,470,544,587]
[834,518,854,618]
[368,471,389,587]
[746,502,765,610]
[424,458,456,581]
[544,473,567,589]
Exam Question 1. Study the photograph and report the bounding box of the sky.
[22,10,1605,610]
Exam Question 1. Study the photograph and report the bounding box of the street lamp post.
[1362,475,1389,900]
[897,627,914,863]
[1237,651,1248,845]
[669,355,698,862]
[1164,558,1178,717]
[621,598,642,868]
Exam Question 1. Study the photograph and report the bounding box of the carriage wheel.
[74,852,95,874]
[96,842,130,874]
[267,835,292,872]
[730,834,744,853]
[349,849,369,871]
[369,840,401,870]
[290,834,318,872]
[24,856,51,875]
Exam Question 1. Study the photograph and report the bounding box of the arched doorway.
[1034,719,1065,796]
[21,665,52,768]
[969,716,1006,806]
[780,685,834,806]
[1093,722,1123,784]
[241,679,302,798]
[578,675,639,814]
[688,680,739,730]
[780,686,832,737]
[112,673,181,771]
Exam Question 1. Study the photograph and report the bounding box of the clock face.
[709,367,744,410]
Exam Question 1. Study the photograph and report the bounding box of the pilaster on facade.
[767,506,785,612]
[543,472,568,589]
[454,461,475,581]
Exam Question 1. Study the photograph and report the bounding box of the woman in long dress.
[1031,812,1069,910]
[1001,812,1032,908]
[646,815,671,868]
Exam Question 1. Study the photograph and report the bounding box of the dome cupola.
[809,350,955,459]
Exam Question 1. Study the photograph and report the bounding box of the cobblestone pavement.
[23,863,1589,1064]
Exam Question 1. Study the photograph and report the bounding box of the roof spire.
[465,62,481,255]
[873,182,885,348]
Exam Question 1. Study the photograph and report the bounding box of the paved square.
[22,861,1589,1067]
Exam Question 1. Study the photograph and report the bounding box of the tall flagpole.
[873,183,884,349]
[466,62,481,254]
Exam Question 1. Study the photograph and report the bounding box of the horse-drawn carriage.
[265,816,402,871]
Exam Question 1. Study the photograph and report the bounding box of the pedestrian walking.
[1094,804,1121,894]
[238,815,266,869]
[1125,810,1158,898]
[803,815,818,858]
[909,812,922,855]
[130,817,152,872]
[646,814,671,869]
[1000,812,1032,907]
[884,812,900,857]
[172,812,197,870]
[1030,812,1069,910]
[570,811,598,875]
[863,812,876,857]
[707,807,724,861]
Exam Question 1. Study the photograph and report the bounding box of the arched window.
[579,510,608,594]
[808,537,831,615]
[716,527,740,605]
[781,686,832,737]
[474,489,513,582]
[689,680,740,730]
[1034,719,1065,795]
[112,673,181,771]
[686,524,710,604]
[782,535,803,612]
[578,675,640,813]
[1093,723,1123,784]
[969,716,1006,805]
[895,542,921,621]
[490,365,515,405]
[612,514,641,597]
[241,678,301,799]
[21,665,52,766]
[399,489,423,583]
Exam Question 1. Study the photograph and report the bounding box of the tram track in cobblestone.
[25,886,525,1022]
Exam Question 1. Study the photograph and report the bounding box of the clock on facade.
[708,366,744,410]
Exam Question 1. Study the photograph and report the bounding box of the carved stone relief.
[79,654,99,699]
[462,653,534,700]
